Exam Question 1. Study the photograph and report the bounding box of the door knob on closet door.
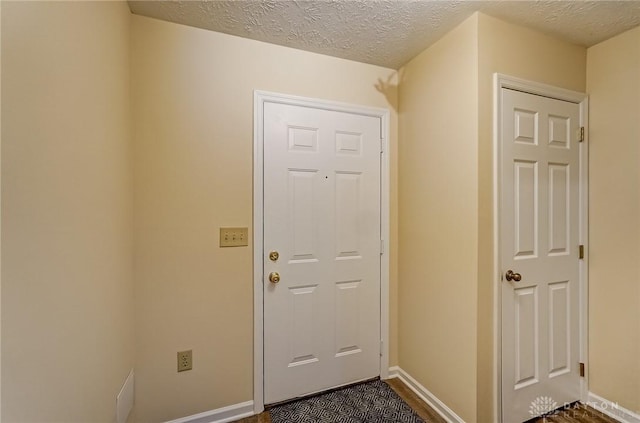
[505,270,522,282]
[269,272,280,284]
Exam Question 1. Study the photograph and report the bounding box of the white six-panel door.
[501,88,581,422]
[263,101,381,404]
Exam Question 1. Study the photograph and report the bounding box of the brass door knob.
[269,272,280,284]
[505,270,522,282]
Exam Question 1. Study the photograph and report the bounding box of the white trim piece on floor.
[164,401,254,423]
[587,392,640,423]
[387,365,400,379]
[116,369,135,423]
[387,366,465,423]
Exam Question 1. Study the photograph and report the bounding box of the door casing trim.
[493,74,589,422]
[253,90,391,414]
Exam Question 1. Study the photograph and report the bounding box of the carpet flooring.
[268,379,424,423]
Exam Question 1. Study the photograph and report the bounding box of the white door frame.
[253,91,391,414]
[493,74,589,422]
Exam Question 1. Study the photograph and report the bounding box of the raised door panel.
[548,281,571,378]
[548,164,570,256]
[288,285,320,367]
[288,170,319,263]
[335,171,362,260]
[335,280,362,357]
[514,160,539,259]
[514,286,539,389]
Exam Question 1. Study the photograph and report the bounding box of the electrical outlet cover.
[177,350,193,372]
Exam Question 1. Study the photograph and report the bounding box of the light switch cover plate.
[219,227,249,247]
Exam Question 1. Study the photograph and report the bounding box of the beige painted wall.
[131,15,398,422]
[1,4,633,422]
[587,25,640,414]
[398,14,479,423]
[1,2,134,422]
[476,14,587,422]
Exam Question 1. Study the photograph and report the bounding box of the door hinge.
[380,340,384,356]
[578,127,585,142]
[579,245,585,260]
[380,138,385,153]
[380,239,385,255]
[579,362,585,377]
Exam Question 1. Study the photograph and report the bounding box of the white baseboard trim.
[116,369,135,423]
[165,401,254,423]
[387,366,465,423]
[587,392,640,423]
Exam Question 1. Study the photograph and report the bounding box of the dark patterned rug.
[268,379,425,423]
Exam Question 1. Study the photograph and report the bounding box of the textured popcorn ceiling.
[128,1,640,69]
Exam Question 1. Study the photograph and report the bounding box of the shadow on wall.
[374,69,404,113]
